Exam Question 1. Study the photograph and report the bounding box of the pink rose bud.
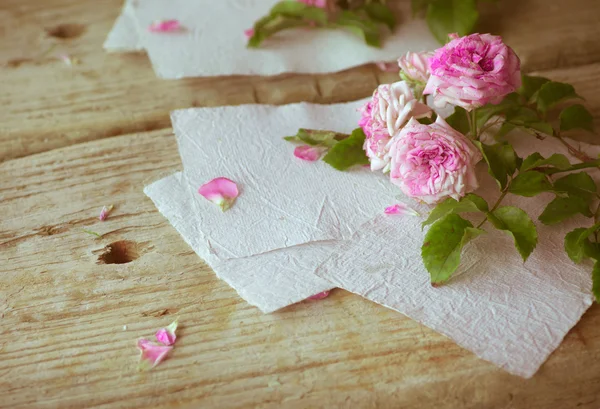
[293,145,324,162]
[397,51,433,84]
[424,33,521,111]
[297,0,328,8]
[386,117,482,204]
[359,81,432,172]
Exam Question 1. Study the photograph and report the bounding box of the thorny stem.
[555,132,594,162]
[476,183,510,228]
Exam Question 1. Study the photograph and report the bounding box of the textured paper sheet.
[172,101,401,260]
[103,0,143,52]
[106,0,438,78]
[315,136,598,378]
[145,172,334,313]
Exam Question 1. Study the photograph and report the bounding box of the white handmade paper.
[103,0,144,52]
[145,172,335,313]
[171,101,402,260]
[105,0,438,78]
[315,136,598,378]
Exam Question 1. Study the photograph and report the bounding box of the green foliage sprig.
[247,0,396,49]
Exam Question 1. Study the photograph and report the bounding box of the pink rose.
[387,116,482,204]
[398,51,433,84]
[424,33,521,111]
[359,81,432,171]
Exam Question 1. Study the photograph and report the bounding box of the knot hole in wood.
[96,240,140,265]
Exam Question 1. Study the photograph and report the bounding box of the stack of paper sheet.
[145,100,596,378]
[104,0,439,78]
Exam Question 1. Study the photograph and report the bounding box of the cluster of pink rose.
[360,33,521,204]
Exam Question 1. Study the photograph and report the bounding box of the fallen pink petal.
[148,19,182,33]
[198,177,239,211]
[244,28,255,40]
[137,339,172,370]
[384,203,420,217]
[308,290,331,300]
[294,145,323,162]
[156,319,178,346]
[99,205,114,221]
[58,54,80,66]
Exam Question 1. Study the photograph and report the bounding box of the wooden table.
[1,1,599,408]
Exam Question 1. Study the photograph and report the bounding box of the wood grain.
[1,128,600,409]
[1,0,600,161]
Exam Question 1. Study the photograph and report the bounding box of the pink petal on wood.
[148,19,182,33]
[156,319,178,346]
[384,203,420,216]
[294,145,323,162]
[137,339,172,370]
[198,177,239,211]
[308,290,331,300]
[99,205,114,221]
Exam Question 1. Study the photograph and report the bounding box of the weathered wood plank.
[1,130,599,409]
[1,0,599,161]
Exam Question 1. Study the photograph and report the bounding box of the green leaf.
[248,16,309,48]
[475,93,520,130]
[560,104,595,133]
[520,153,571,172]
[535,81,583,113]
[285,129,341,147]
[538,196,593,225]
[518,75,550,102]
[565,228,591,264]
[564,224,600,264]
[335,10,382,48]
[322,128,369,170]
[508,171,553,197]
[362,2,396,30]
[488,206,538,261]
[495,122,516,140]
[553,172,597,201]
[445,106,470,135]
[593,261,600,303]
[422,214,483,284]
[475,142,518,190]
[422,194,488,228]
[425,0,479,44]
[271,2,328,24]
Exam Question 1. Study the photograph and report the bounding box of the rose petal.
[244,28,255,40]
[148,19,182,33]
[375,61,398,72]
[99,205,114,221]
[294,145,323,162]
[137,339,172,370]
[384,203,420,216]
[308,290,331,300]
[155,319,178,346]
[198,178,239,211]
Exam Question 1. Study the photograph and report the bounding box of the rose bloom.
[386,116,482,204]
[359,81,432,171]
[398,51,433,84]
[424,33,521,111]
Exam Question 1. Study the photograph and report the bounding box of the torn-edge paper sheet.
[105,0,439,78]
[315,135,598,378]
[104,0,144,52]
[172,101,401,260]
[144,172,334,313]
